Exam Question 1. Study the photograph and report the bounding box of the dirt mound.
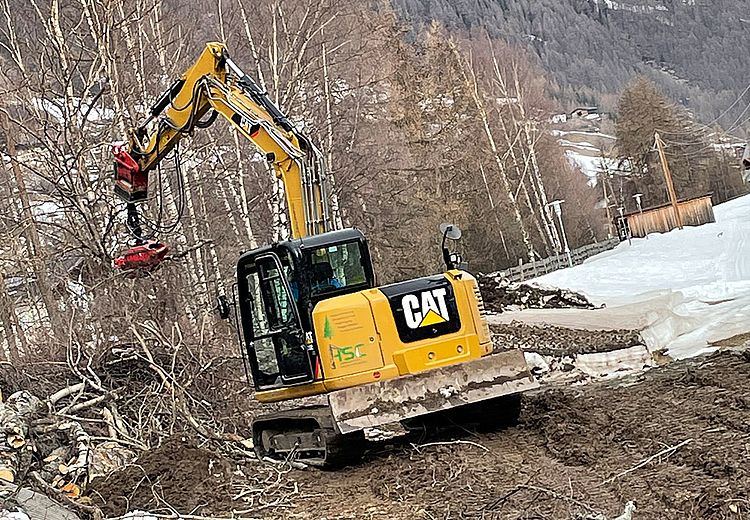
[89,436,233,516]
[517,351,750,518]
[83,351,750,520]
[477,277,597,313]
[243,351,750,519]
[491,321,643,355]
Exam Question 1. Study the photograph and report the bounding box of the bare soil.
[86,350,750,520]
[89,436,233,517]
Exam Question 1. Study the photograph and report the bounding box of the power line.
[705,82,750,127]
[726,101,750,134]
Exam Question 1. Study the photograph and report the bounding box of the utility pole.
[654,132,683,230]
[601,172,614,238]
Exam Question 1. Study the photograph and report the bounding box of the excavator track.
[252,406,365,468]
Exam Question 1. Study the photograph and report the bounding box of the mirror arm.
[441,229,451,270]
[442,246,453,270]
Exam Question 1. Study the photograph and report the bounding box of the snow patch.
[565,150,627,180]
[592,0,668,14]
[32,96,114,125]
[533,194,750,359]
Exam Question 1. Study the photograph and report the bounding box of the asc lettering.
[401,288,450,329]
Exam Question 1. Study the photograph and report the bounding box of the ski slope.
[533,194,750,359]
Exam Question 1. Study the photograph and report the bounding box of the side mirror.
[439,223,464,271]
[216,295,231,320]
[439,223,462,240]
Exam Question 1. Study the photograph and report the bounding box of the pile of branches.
[0,319,252,519]
[477,275,599,313]
[1,389,92,495]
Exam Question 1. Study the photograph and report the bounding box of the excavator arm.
[114,42,333,240]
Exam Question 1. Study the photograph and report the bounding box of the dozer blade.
[328,349,538,434]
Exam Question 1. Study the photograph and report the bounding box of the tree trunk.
[0,273,21,362]
[1,111,64,345]
[497,114,547,258]
[321,40,344,229]
[449,41,534,261]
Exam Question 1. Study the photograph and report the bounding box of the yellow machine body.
[255,270,492,403]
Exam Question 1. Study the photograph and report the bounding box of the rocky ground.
[477,278,597,314]
[490,322,643,356]
[86,349,750,520]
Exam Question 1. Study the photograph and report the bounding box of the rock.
[0,481,80,520]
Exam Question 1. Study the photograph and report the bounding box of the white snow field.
[529,194,750,359]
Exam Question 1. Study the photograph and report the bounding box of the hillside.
[391,0,750,130]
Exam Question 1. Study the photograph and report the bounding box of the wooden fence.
[625,195,715,238]
[485,238,620,283]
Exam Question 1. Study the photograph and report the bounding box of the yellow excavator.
[113,43,538,466]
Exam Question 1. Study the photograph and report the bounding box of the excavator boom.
[114,42,332,240]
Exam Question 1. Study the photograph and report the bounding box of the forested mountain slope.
[391,0,750,130]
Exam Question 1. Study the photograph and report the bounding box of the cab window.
[307,241,367,296]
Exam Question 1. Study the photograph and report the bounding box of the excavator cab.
[236,229,375,391]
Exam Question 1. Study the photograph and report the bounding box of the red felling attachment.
[114,241,170,271]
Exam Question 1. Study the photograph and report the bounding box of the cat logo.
[402,288,450,329]
[231,114,261,138]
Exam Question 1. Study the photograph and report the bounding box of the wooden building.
[623,194,715,238]
[569,106,599,119]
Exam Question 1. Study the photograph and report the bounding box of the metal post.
[547,200,572,267]
[618,206,631,246]
[633,193,647,239]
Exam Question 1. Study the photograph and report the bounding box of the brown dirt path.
[273,350,749,520]
[89,350,750,520]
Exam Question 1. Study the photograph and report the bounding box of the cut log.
[0,392,44,483]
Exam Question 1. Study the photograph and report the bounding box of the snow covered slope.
[533,194,750,359]
[553,129,624,181]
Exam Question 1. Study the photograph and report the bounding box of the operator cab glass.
[240,250,311,389]
[237,229,375,391]
[305,241,369,298]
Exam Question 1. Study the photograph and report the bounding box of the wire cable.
[726,101,750,134]
[706,82,750,127]
[127,78,215,241]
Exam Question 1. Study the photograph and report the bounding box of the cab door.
[243,253,314,387]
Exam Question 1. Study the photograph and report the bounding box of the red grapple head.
[114,241,170,271]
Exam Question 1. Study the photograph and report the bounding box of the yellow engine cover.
[313,292,385,377]
[312,270,493,393]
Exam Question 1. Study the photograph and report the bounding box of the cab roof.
[237,227,365,265]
